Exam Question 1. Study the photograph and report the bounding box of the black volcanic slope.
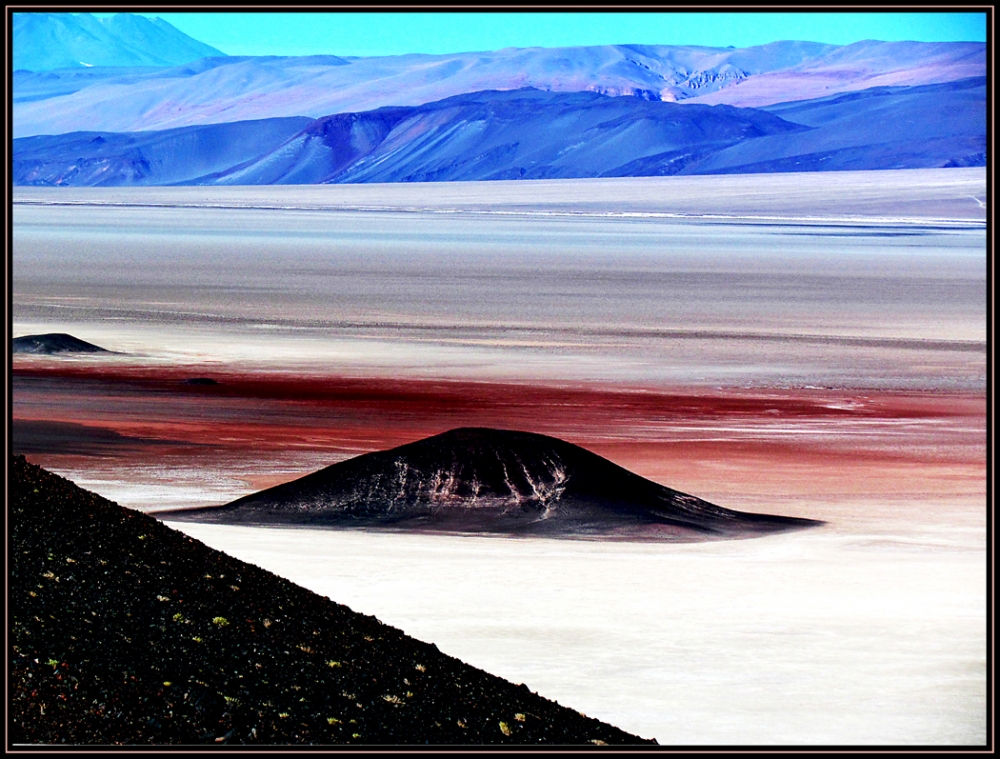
[11,455,653,746]
[13,332,110,354]
[158,428,821,539]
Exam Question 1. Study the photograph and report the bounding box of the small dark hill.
[11,455,652,746]
[13,332,110,354]
[158,428,822,539]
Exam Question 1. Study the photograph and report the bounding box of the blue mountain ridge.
[210,89,809,185]
[13,12,225,71]
[14,118,314,187]
[12,37,984,138]
[12,79,985,187]
[691,76,986,173]
[12,56,351,106]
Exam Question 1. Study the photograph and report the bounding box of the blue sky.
[97,11,987,57]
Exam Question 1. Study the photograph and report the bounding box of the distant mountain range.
[13,12,225,71]
[14,79,985,186]
[13,35,983,138]
[11,13,986,183]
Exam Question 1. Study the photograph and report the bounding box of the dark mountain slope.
[158,428,822,539]
[11,455,652,745]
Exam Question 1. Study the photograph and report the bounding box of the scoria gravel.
[10,455,656,746]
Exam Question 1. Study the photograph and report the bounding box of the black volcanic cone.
[158,428,822,539]
[13,332,110,354]
[11,455,652,745]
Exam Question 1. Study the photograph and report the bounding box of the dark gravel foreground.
[10,455,656,747]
